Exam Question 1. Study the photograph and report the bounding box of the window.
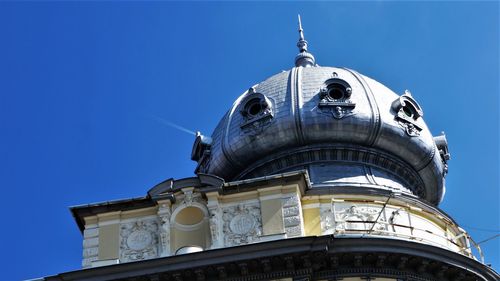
[243,98,269,118]
[391,90,423,136]
[239,87,274,130]
[318,78,356,119]
[325,82,351,101]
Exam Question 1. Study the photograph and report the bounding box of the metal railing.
[331,218,484,263]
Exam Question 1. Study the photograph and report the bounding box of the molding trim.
[45,236,499,281]
[236,144,426,199]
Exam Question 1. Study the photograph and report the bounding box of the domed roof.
[191,21,449,205]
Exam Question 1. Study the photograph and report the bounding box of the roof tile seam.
[344,68,382,147]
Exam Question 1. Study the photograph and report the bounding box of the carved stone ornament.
[318,79,356,119]
[240,88,274,135]
[392,90,424,137]
[158,203,172,257]
[230,213,256,234]
[120,219,159,262]
[334,204,387,232]
[282,196,303,237]
[222,204,262,247]
[184,189,193,205]
[320,206,335,234]
[208,206,222,248]
[178,188,202,207]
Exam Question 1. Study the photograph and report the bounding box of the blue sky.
[0,2,498,280]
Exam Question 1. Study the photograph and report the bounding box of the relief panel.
[333,202,387,232]
[208,206,223,249]
[120,219,159,262]
[320,204,335,234]
[222,203,262,247]
[157,202,172,257]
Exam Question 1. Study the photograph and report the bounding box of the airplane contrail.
[151,116,196,136]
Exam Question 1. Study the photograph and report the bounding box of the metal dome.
[192,66,449,205]
[191,17,449,205]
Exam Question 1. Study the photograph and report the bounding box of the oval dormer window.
[402,105,414,118]
[244,98,268,118]
[391,90,424,136]
[326,83,351,101]
[317,78,356,119]
[239,88,274,131]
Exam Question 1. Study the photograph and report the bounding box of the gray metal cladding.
[300,67,375,144]
[195,66,447,205]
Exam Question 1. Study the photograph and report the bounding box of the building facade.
[44,19,498,281]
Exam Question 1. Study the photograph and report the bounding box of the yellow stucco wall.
[171,222,210,252]
[260,198,284,235]
[302,207,321,236]
[98,224,119,260]
[175,206,204,225]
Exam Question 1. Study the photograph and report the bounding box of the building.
[43,18,499,281]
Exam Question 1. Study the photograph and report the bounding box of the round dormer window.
[402,106,413,118]
[247,99,267,116]
[239,91,274,130]
[244,98,268,118]
[324,82,352,101]
[327,84,346,100]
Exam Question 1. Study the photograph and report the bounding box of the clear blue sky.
[0,2,498,280]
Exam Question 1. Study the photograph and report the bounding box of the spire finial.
[295,15,315,67]
[297,14,307,52]
[298,14,305,41]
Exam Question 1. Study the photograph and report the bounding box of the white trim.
[282,192,299,198]
[320,202,334,208]
[259,233,287,242]
[170,202,209,222]
[91,259,119,267]
[120,214,158,224]
[98,219,120,227]
[220,199,260,208]
[172,218,209,231]
[302,203,320,209]
[259,193,283,201]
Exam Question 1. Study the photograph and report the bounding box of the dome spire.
[295,15,316,67]
[297,14,307,51]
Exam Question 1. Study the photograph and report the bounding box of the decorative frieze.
[222,204,262,247]
[320,205,335,234]
[120,219,159,262]
[157,201,172,257]
[206,192,224,249]
[208,205,223,248]
[282,196,303,237]
[333,203,387,232]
